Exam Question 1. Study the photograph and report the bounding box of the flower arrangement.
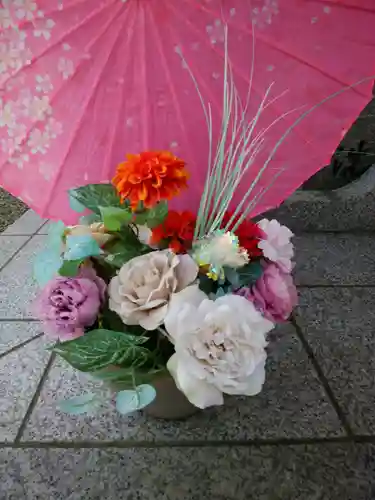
[33,149,297,415]
[33,39,299,416]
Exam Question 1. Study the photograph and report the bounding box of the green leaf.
[224,267,240,288]
[64,234,101,261]
[52,329,151,372]
[68,184,122,215]
[100,308,127,332]
[133,211,149,225]
[58,259,83,277]
[116,384,156,415]
[145,201,168,228]
[58,392,98,415]
[118,224,143,246]
[236,261,263,287]
[133,202,168,228]
[99,206,132,231]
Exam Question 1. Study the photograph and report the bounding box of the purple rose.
[36,266,106,341]
[236,263,297,323]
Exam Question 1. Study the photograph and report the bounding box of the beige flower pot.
[143,374,198,420]
[105,368,198,420]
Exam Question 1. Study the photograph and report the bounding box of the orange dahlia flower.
[151,210,196,254]
[112,151,188,210]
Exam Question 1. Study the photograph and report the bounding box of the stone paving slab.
[294,234,375,286]
[2,210,46,235]
[0,336,50,442]
[37,220,52,235]
[0,236,47,319]
[23,324,343,442]
[1,444,374,500]
[297,287,375,435]
[0,322,42,356]
[0,236,30,269]
[267,166,375,231]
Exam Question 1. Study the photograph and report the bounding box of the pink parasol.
[0,0,373,223]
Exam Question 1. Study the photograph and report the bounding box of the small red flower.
[151,210,196,254]
[222,211,263,258]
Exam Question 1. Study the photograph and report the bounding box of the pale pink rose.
[257,219,294,273]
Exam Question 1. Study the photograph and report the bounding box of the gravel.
[0,188,27,233]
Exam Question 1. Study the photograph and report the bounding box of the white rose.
[257,219,294,273]
[108,250,198,331]
[165,285,274,409]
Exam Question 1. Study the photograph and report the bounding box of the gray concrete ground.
[0,210,375,499]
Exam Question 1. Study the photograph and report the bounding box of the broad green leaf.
[69,192,86,213]
[58,392,98,415]
[99,206,132,231]
[33,249,63,286]
[116,384,156,415]
[52,329,150,372]
[68,184,122,215]
[58,259,83,277]
[144,201,168,228]
[64,234,101,261]
[237,261,263,287]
